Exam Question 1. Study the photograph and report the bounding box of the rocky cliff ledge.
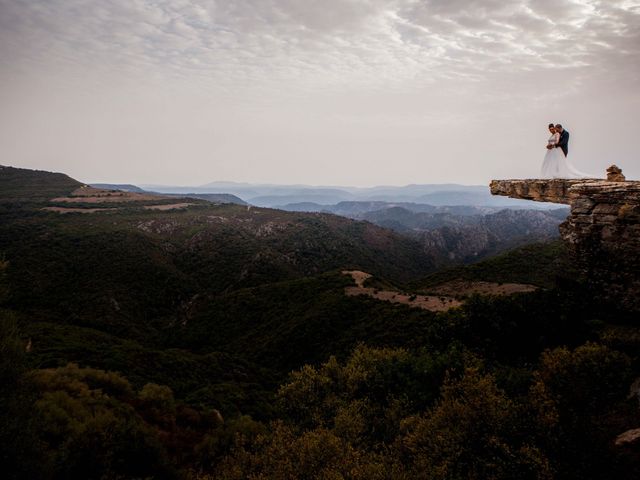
[491,166,640,312]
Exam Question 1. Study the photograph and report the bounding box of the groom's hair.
[555,124,563,129]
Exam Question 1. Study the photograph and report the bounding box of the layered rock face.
[490,167,640,312]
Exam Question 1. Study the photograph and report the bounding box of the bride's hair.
[548,123,555,128]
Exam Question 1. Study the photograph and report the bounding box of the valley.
[2,165,639,480]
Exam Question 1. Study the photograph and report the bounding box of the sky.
[0,0,639,187]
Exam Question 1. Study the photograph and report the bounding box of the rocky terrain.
[491,166,640,312]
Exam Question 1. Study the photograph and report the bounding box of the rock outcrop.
[615,428,640,447]
[490,167,640,312]
[489,178,601,205]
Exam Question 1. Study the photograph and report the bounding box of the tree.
[529,343,632,479]
[398,367,552,480]
[30,364,176,479]
[278,344,466,448]
[212,422,393,480]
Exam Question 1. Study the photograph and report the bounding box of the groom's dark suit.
[557,130,570,157]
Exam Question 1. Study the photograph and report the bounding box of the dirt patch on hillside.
[144,203,196,211]
[342,270,462,312]
[45,185,197,213]
[347,270,372,287]
[43,207,117,214]
[428,279,538,297]
[51,186,167,203]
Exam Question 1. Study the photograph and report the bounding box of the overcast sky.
[0,0,638,186]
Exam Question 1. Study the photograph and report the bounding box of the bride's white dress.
[540,132,592,179]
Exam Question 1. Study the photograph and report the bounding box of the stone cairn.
[607,165,626,182]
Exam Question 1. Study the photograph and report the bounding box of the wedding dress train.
[540,132,593,179]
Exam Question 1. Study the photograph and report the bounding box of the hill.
[0,165,82,200]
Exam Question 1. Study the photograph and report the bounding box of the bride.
[541,123,593,179]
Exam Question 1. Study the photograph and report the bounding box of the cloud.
[1,0,638,94]
[0,0,638,185]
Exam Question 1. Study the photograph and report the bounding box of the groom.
[554,124,570,157]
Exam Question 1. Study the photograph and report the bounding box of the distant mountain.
[90,183,146,193]
[278,200,517,216]
[333,202,508,217]
[249,192,353,207]
[161,192,247,205]
[329,201,437,216]
[416,190,539,207]
[145,181,561,209]
[276,202,328,212]
[252,185,551,208]
[141,183,356,204]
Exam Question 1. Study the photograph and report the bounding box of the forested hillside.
[2,167,640,479]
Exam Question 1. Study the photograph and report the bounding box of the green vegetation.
[2,167,640,479]
[173,273,445,373]
[0,165,81,201]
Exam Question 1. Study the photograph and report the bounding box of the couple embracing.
[541,123,592,179]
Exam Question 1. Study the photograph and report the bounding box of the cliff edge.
[490,166,640,312]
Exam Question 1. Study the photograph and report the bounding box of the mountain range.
[95,180,568,266]
[140,180,563,209]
